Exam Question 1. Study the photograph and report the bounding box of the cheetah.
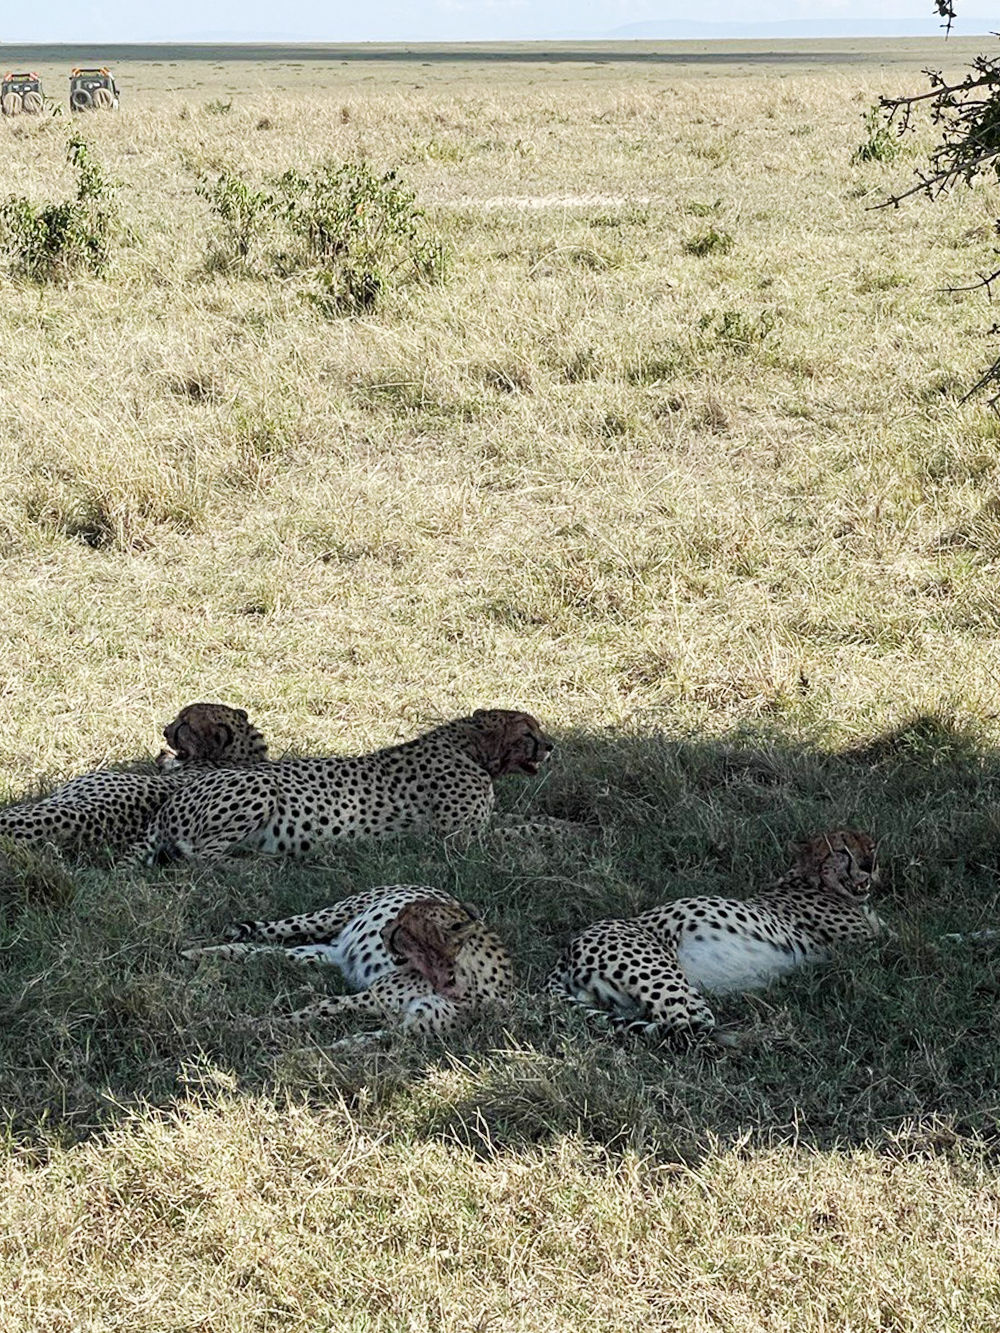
[135,708,553,865]
[185,883,515,1040]
[0,703,268,853]
[547,829,886,1046]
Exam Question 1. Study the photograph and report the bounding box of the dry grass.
[4,1088,1000,1332]
[1,42,1000,1331]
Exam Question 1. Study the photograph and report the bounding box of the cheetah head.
[792,829,879,899]
[157,702,268,771]
[467,709,554,778]
[381,899,482,999]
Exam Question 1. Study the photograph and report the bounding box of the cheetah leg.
[222,909,355,946]
[219,886,454,946]
[620,968,717,1041]
[550,945,719,1045]
[289,973,463,1038]
[488,814,592,840]
[223,894,387,946]
[183,942,346,969]
[313,994,466,1050]
[133,769,280,865]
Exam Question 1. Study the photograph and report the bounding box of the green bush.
[684,198,722,217]
[699,307,777,353]
[683,227,734,257]
[196,171,275,267]
[276,160,445,311]
[853,106,902,165]
[0,134,119,281]
[197,158,445,311]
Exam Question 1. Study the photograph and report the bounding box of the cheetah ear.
[846,833,877,875]
[855,833,876,859]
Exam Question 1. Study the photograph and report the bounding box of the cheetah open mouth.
[519,733,553,776]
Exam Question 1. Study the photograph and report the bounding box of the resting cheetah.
[547,830,886,1045]
[185,883,515,1040]
[0,703,267,853]
[136,708,553,865]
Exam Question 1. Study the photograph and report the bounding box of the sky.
[2,1,994,44]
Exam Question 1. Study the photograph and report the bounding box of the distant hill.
[148,30,311,42]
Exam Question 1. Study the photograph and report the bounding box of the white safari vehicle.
[2,72,44,116]
[69,67,120,112]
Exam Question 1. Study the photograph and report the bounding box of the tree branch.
[933,0,957,36]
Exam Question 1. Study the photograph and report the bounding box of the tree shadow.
[406,709,1000,1164]
[1,708,998,1163]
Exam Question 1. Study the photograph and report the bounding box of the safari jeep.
[69,67,120,113]
[1,72,44,116]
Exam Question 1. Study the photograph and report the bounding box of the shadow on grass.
[1,708,998,1162]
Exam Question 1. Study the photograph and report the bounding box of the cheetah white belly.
[676,931,820,995]
[306,917,397,991]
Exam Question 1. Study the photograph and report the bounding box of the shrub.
[0,134,119,281]
[197,159,445,310]
[852,106,902,165]
[275,160,445,310]
[685,199,722,217]
[196,170,276,268]
[699,308,777,353]
[683,227,734,257]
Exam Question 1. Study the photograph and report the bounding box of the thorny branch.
[933,0,957,36]
[876,14,1000,400]
[878,62,1000,202]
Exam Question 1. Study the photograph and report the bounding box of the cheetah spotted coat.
[137,708,553,864]
[0,703,268,853]
[185,883,514,1040]
[547,830,886,1044]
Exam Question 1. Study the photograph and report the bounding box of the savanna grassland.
[2,38,1000,1331]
